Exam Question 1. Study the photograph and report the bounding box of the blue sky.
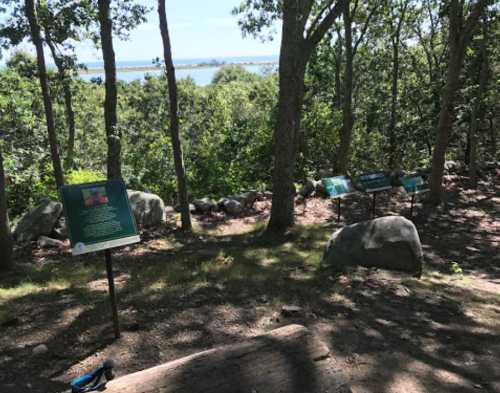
[3,0,281,63]
[117,0,281,61]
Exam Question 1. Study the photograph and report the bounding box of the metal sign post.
[400,175,430,220]
[358,172,393,219]
[60,179,140,340]
[105,249,120,339]
[322,176,355,223]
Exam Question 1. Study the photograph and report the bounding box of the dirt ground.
[0,173,499,393]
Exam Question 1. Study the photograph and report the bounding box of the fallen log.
[103,324,351,393]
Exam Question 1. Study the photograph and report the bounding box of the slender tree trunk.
[489,116,497,159]
[45,36,76,170]
[336,0,353,174]
[468,20,489,189]
[266,3,307,234]
[98,0,121,179]
[388,39,399,169]
[25,0,64,190]
[158,0,192,232]
[0,146,13,271]
[429,0,484,203]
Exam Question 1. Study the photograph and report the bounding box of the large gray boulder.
[14,199,63,242]
[127,190,166,228]
[193,198,217,214]
[322,216,423,275]
[223,199,243,216]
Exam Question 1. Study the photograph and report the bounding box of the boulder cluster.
[190,190,262,216]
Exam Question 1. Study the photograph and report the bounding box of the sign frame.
[60,179,140,256]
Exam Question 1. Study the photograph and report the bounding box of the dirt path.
[0,174,499,393]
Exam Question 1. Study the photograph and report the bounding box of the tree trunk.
[98,0,121,179]
[45,35,76,170]
[158,0,192,232]
[25,0,64,190]
[266,3,307,234]
[388,39,399,169]
[336,0,353,175]
[468,19,489,189]
[102,325,352,393]
[429,0,485,203]
[0,146,13,271]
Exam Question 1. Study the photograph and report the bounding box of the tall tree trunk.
[158,0,192,232]
[45,35,76,170]
[0,145,13,271]
[488,116,497,160]
[388,39,399,169]
[336,0,353,174]
[98,0,121,179]
[468,22,488,189]
[25,0,64,190]
[429,0,485,203]
[267,8,307,233]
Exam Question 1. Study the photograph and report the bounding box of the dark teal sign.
[358,172,392,193]
[322,176,354,198]
[400,175,429,195]
[60,180,140,256]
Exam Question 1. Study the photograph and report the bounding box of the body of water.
[80,55,278,86]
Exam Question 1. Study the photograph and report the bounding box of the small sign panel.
[61,180,140,256]
[322,176,354,199]
[400,175,429,195]
[358,172,392,193]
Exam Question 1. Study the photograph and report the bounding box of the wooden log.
[104,324,351,393]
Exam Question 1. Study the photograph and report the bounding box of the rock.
[240,190,258,207]
[314,180,327,197]
[52,216,68,239]
[14,199,63,242]
[37,236,65,249]
[127,190,166,228]
[444,160,463,174]
[32,344,48,356]
[193,198,217,214]
[262,191,273,199]
[223,199,243,216]
[322,216,423,275]
[281,305,304,317]
[298,179,316,198]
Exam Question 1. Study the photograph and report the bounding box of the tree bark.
[429,0,485,203]
[25,0,64,190]
[102,324,352,393]
[336,0,354,174]
[45,35,76,170]
[468,18,489,189]
[0,145,13,271]
[267,1,308,234]
[98,0,121,179]
[388,2,407,169]
[158,0,192,232]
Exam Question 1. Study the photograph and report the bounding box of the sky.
[2,0,282,64]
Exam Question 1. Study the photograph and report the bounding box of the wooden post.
[409,193,416,219]
[105,249,120,339]
[371,192,377,218]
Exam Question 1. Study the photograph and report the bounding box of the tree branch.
[305,0,345,51]
[352,0,380,57]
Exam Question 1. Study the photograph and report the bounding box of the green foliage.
[449,261,463,276]
[212,64,258,85]
[65,169,106,185]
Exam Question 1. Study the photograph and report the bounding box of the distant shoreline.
[79,60,278,75]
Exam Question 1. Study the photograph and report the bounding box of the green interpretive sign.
[400,175,429,195]
[358,172,392,193]
[322,176,354,199]
[60,179,140,256]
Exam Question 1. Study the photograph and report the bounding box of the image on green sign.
[323,176,352,198]
[82,186,109,208]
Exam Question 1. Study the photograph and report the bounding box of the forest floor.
[0,173,499,393]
